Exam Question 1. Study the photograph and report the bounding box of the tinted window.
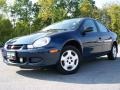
[82,20,97,32]
[41,19,82,31]
[96,21,108,32]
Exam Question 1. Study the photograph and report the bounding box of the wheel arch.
[62,40,83,55]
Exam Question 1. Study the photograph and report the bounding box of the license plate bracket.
[7,51,16,60]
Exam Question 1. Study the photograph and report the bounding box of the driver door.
[80,19,102,57]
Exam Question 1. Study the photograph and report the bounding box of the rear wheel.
[107,45,117,60]
[57,46,81,74]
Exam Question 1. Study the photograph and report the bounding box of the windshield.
[41,19,81,32]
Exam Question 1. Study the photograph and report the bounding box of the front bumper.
[2,48,60,69]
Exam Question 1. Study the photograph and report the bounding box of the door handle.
[109,37,112,39]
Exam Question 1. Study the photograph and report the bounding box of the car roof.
[63,17,96,22]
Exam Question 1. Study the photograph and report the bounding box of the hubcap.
[112,46,117,58]
[60,50,79,71]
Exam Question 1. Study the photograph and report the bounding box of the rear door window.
[96,21,108,32]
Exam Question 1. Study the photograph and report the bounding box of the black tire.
[107,44,117,60]
[57,46,82,74]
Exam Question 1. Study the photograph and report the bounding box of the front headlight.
[28,37,51,48]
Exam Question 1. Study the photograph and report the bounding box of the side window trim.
[78,19,86,32]
[94,20,101,32]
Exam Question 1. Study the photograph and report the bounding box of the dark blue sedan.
[2,18,118,74]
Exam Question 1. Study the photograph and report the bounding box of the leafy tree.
[56,0,79,18]
[107,5,120,30]
[10,0,34,22]
[0,0,7,16]
[0,0,5,8]
[38,0,54,21]
[106,4,120,42]
[0,16,13,45]
[9,0,40,36]
[78,0,94,17]
[14,21,30,36]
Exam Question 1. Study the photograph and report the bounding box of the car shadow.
[16,55,120,84]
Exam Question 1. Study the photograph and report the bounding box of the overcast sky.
[94,0,120,8]
[6,0,120,8]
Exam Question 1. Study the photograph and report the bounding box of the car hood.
[6,31,60,45]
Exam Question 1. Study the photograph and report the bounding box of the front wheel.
[57,46,81,74]
[107,45,117,60]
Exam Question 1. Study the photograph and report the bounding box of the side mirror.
[82,27,93,35]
